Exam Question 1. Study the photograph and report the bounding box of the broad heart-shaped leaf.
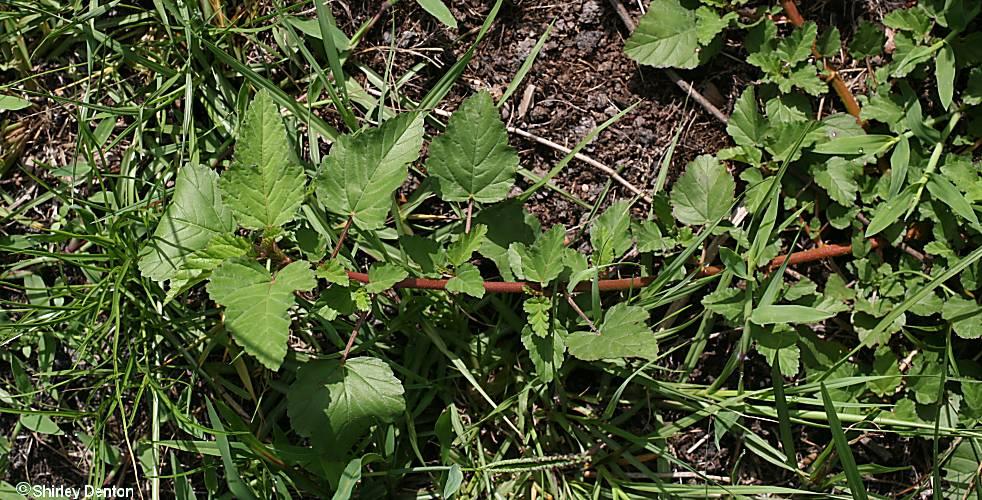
[670,155,734,226]
[942,296,982,339]
[139,164,235,283]
[220,90,306,232]
[316,113,424,230]
[425,91,518,203]
[590,201,633,267]
[567,303,658,361]
[207,260,316,370]
[624,0,701,69]
[287,357,405,452]
[508,225,566,285]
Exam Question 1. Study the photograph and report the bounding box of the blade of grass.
[819,383,869,500]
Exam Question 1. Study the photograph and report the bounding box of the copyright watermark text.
[15,482,133,499]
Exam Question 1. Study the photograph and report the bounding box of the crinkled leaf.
[814,157,862,206]
[727,88,767,149]
[524,297,551,337]
[753,324,800,378]
[220,90,306,232]
[287,357,405,450]
[567,303,658,361]
[166,234,252,301]
[702,287,745,324]
[445,263,485,298]
[425,92,518,203]
[207,260,316,370]
[776,22,817,64]
[849,21,884,58]
[474,201,540,281]
[447,225,488,268]
[508,225,566,285]
[366,263,409,294]
[316,260,350,286]
[521,324,566,383]
[590,201,633,266]
[624,0,701,69]
[316,114,423,230]
[670,155,734,226]
[139,164,235,283]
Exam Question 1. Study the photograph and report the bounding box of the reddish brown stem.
[465,199,474,234]
[330,217,353,260]
[345,238,883,293]
[779,0,863,123]
[341,309,370,362]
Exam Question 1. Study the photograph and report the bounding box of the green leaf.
[942,296,982,339]
[883,6,931,36]
[567,304,658,361]
[819,383,870,500]
[139,164,235,283]
[695,7,732,45]
[753,324,800,378]
[727,88,767,149]
[524,297,551,337]
[590,201,633,266]
[316,113,424,230]
[447,225,488,268]
[624,0,701,69]
[220,90,306,232]
[366,263,409,294]
[443,463,464,499]
[750,305,836,325]
[865,188,916,237]
[849,20,884,58]
[0,95,30,111]
[888,135,910,199]
[937,43,955,110]
[670,155,735,226]
[426,92,517,203]
[816,26,841,57]
[813,134,894,155]
[702,288,745,324]
[508,225,567,285]
[207,260,316,370]
[868,346,902,397]
[166,234,252,301]
[776,22,817,64]
[521,324,566,383]
[20,414,63,435]
[416,0,457,29]
[927,173,982,231]
[287,357,405,450]
[474,201,540,281]
[944,440,982,499]
[445,263,485,298]
[814,157,862,206]
[718,247,748,280]
[316,260,350,286]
